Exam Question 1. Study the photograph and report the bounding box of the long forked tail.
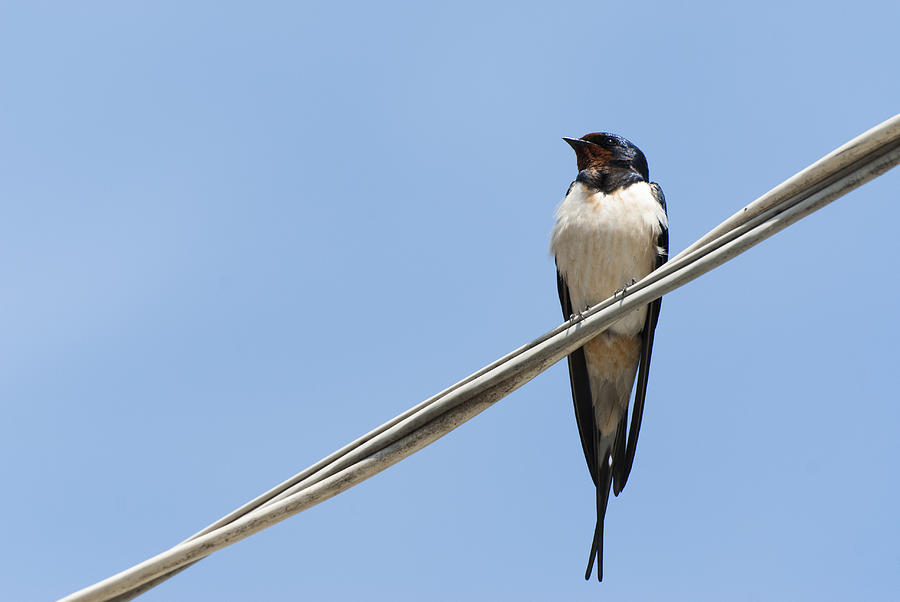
[585,430,615,581]
[584,518,604,580]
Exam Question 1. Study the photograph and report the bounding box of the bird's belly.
[558,232,653,335]
[551,182,663,336]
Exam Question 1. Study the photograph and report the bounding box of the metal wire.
[60,113,900,602]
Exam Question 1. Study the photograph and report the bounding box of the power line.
[61,114,900,602]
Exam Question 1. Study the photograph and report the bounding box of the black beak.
[563,137,593,151]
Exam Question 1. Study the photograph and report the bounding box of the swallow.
[549,133,668,581]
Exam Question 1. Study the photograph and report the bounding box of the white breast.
[550,180,667,336]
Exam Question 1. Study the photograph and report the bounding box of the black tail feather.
[584,520,602,580]
[612,411,628,496]
[585,427,613,581]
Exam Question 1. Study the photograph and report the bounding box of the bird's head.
[563,133,649,181]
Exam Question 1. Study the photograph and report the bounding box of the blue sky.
[1,2,898,600]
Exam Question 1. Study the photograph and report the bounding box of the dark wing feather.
[613,182,669,495]
[556,266,598,484]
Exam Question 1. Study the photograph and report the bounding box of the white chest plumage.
[550,180,667,336]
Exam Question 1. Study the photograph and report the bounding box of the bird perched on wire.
[550,133,668,581]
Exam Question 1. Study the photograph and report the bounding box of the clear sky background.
[1,2,898,601]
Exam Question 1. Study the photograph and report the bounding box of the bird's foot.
[569,305,591,322]
[614,279,638,299]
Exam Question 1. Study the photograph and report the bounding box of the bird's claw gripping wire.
[569,305,592,322]
[615,278,638,300]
